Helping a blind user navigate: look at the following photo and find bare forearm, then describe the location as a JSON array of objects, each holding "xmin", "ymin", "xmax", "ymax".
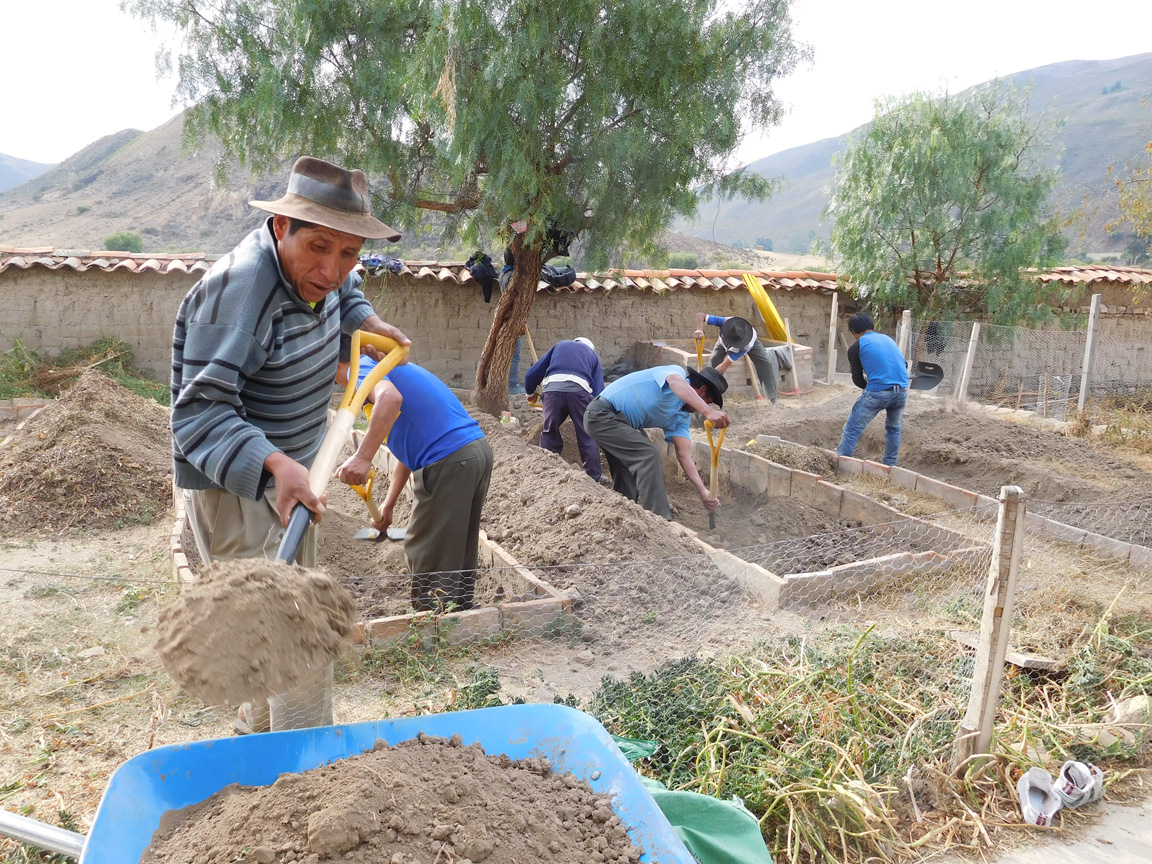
[
  {"xmin": 667, "ymin": 375, "xmax": 710, "ymax": 414},
  {"xmin": 383, "ymin": 462, "xmax": 413, "ymax": 509}
]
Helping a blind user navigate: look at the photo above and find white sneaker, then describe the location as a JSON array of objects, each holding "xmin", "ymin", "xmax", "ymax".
[
  {"xmin": 1053, "ymin": 761, "xmax": 1104, "ymax": 808},
  {"xmin": 1017, "ymin": 767, "xmax": 1062, "ymax": 827}
]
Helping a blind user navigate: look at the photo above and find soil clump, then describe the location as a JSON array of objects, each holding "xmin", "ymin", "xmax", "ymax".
[
  {"xmin": 140, "ymin": 733, "xmax": 643, "ymax": 864},
  {"xmin": 156, "ymin": 560, "xmax": 357, "ymax": 705},
  {"xmin": 0, "ymin": 370, "xmax": 172, "ymax": 536}
]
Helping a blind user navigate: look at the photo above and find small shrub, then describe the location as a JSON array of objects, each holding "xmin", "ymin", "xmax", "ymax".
[
  {"xmin": 667, "ymin": 252, "xmax": 698, "ymax": 270},
  {"xmin": 76, "ymin": 205, "xmax": 90, "ymax": 215},
  {"xmin": 102, "ymin": 231, "xmax": 143, "ymax": 253}
]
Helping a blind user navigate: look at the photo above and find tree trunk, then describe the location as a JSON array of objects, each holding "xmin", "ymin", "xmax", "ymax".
[{"xmin": 475, "ymin": 237, "xmax": 542, "ymax": 416}]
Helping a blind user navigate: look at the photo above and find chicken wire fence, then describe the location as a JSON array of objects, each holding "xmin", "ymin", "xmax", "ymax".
[{"xmin": 902, "ymin": 316, "xmax": 1152, "ymax": 422}]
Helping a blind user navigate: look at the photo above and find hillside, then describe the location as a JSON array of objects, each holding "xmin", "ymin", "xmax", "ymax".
[
  {"xmin": 676, "ymin": 52, "xmax": 1152, "ymax": 255},
  {"xmin": 0, "ymin": 153, "xmax": 54, "ymax": 194}
]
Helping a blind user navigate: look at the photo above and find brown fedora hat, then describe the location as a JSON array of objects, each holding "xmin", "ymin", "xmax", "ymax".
[{"xmin": 250, "ymin": 156, "xmax": 401, "ymax": 241}]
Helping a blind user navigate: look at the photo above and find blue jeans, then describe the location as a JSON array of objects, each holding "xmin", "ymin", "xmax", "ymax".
[
  {"xmin": 508, "ymin": 336, "xmax": 524, "ymax": 394},
  {"xmin": 837, "ymin": 387, "xmax": 908, "ymax": 466}
]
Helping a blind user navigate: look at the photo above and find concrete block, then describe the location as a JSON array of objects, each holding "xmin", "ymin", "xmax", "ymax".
[
  {"xmin": 791, "ymin": 477, "xmax": 844, "ymax": 517},
  {"xmin": 367, "ymin": 613, "xmax": 423, "ymax": 643},
  {"xmin": 1128, "ymin": 544, "xmax": 1152, "ymax": 572},
  {"xmin": 840, "ymin": 489, "xmax": 885, "ymax": 525},
  {"xmin": 779, "ymin": 570, "xmax": 835, "ymax": 608},
  {"xmin": 443, "ymin": 607, "xmax": 503, "ymax": 645},
  {"xmin": 500, "ymin": 597, "xmax": 572, "ymax": 636},
  {"xmin": 1080, "ymin": 531, "xmax": 1133, "ymax": 564},
  {"xmin": 696, "ymin": 541, "xmax": 784, "ymax": 608},
  {"xmin": 765, "ymin": 461, "xmax": 792, "ymax": 497},
  {"xmin": 889, "ymin": 466, "xmax": 918, "ymax": 489},
  {"xmin": 914, "ymin": 475, "xmax": 979, "ymax": 510},
  {"xmin": 862, "ymin": 460, "xmax": 891, "ymax": 479},
  {"xmin": 835, "ymin": 455, "xmax": 864, "ymax": 475},
  {"xmin": 1028, "ymin": 515, "xmax": 1086, "ymax": 546}
]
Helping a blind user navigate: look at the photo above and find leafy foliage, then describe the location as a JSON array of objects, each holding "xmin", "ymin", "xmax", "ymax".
[
  {"xmin": 827, "ymin": 85, "xmax": 1068, "ymax": 322},
  {"xmin": 102, "ymin": 231, "xmax": 143, "ymax": 253},
  {"xmin": 1107, "ymin": 135, "xmax": 1152, "ymax": 260},
  {"xmin": 127, "ymin": 0, "xmax": 809, "ymax": 411}
]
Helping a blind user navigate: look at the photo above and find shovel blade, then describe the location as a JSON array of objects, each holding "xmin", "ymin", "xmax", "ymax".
[
  {"xmin": 354, "ymin": 526, "xmax": 383, "ymax": 542},
  {"xmin": 385, "ymin": 526, "xmax": 406, "ymax": 542}
]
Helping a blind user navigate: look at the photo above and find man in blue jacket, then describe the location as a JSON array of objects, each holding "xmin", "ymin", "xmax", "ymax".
[
  {"xmin": 524, "ymin": 337, "xmax": 605, "ymax": 481},
  {"xmin": 336, "ymin": 350, "xmax": 492, "ymax": 613},
  {"xmin": 694, "ymin": 313, "xmax": 792, "ymax": 403},
  {"xmin": 837, "ymin": 313, "xmax": 910, "ymax": 466}
]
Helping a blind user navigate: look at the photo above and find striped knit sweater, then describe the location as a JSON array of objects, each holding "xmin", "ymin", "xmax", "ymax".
[{"xmin": 171, "ymin": 219, "xmax": 374, "ymax": 499}]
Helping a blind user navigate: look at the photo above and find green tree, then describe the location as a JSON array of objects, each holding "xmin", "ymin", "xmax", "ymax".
[
  {"xmin": 129, "ymin": 0, "xmax": 808, "ymax": 413},
  {"xmin": 827, "ymin": 85, "xmax": 1067, "ymax": 321},
  {"xmin": 102, "ymin": 231, "xmax": 144, "ymax": 253},
  {"xmin": 1108, "ymin": 139, "xmax": 1152, "ymax": 262}
]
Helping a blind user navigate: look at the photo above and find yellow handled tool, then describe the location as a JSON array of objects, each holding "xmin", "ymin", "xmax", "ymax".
[
  {"xmin": 695, "ymin": 335, "xmax": 705, "ymax": 370},
  {"xmin": 742, "ymin": 273, "xmax": 787, "ymax": 342},
  {"xmin": 276, "ymin": 330, "xmax": 408, "ymax": 560},
  {"xmin": 350, "ymin": 469, "xmax": 382, "ymax": 521},
  {"xmin": 704, "ymin": 419, "xmax": 726, "ymax": 530}
]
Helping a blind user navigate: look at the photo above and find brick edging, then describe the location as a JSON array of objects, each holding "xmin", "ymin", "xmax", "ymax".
[{"xmin": 170, "ymin": 483, "xmax": 195, "ymax": 584}]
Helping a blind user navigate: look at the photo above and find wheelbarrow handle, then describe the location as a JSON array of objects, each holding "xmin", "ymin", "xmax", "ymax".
[{"xmin": 0, "ymin": 808, "xmax": 86, "ymax": 859}]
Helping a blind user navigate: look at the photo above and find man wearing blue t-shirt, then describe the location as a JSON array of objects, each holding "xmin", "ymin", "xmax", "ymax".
[
  {"xmin": 836, "ymin": 313, "xmax": 910, "ymax": 467},
  {"xmin": 584, "ymin": 365, "xmax": 729, "ymax": 520},
  {"xmin": 694, "ymin": 313, "xmax": 792, "ymax": 403},
  {"xmin": 336, "ymin": 348, "xmax": 492, "ymax": 612}
]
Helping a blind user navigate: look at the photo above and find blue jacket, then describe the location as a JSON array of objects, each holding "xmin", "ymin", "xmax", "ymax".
[{"xmin": 524, "ymin": 340, "xmax": 605, "ymax": 395}]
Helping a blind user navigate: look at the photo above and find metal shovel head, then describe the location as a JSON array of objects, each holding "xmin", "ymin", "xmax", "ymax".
[
  {"xmin": 353, "ymin": 525, "xmax": 407, "ymax": 542},
  {"xmin": 909, "ymin": 361, "xmax": 944, "ymax": 391}
]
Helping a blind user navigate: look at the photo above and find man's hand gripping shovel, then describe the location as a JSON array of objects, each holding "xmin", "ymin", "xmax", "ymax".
[
  {"xmin": 704, "ymin": 419, "xmax": 725, "ymax": 530},
  {"xmin": 348, "ymin": 469, "xmax": 405, "ymax": 542}
]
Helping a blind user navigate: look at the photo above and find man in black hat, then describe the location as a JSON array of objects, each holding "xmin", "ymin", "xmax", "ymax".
[
  {"xmin": 694, "ymin": 313, "xmax": 792, "ymax": 403},
  {"xmin": 584, "ymin": 364, "xmax": 730, "ymax": 519},
  {"xmin": 171, "ymin": 156, "xmax": 410, "ymax": 732}
]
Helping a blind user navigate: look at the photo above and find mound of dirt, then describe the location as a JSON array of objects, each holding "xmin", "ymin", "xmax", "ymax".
[
  {"xmin": 475, "ymin": 414, "xmax": 702, "ymax": 567},
  {"xmin": 140, "ymin": 733, "xmax": 643, "ymax": 864},
  {"xmin": 156, "ymin": 560, "xmax": 357, "ymax": 705},
  {"xmin": 0, "ymin": 370, "xmax": 172, "ymax": 536}
]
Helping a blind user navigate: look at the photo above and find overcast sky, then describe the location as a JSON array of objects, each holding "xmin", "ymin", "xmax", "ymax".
[{"xmin": 3, "ymin": 0, "xmax": 1150, "ymax": 166}]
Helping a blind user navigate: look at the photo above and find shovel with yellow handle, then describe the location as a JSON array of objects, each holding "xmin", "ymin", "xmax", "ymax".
[
  {"xmin": 279, "ymin": 329, "xmax": 408, "ymax": 554},
  {"xmin": 695, "ymin": 335, "xmax": 705, "ymax": 371},
  {"xmin": 704, "ymin": 419, "xmax": 726, "ymax": 530}
]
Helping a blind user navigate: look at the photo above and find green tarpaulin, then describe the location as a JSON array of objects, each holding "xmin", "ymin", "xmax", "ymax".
[{"xmin": 612, "ymin": 736, "xmax": 773, "ymax": 864}]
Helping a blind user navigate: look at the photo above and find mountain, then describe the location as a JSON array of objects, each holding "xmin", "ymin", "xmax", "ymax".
[
  {"xmin": 0, "ymin": 153, "xmax": 54, "ymax": 194},
  {"xmin": 676, "ymin": 52, "xmax": 1152, "ymax": 255},
  {"xmin": 0, "ymin": 115, "xmax": 282, "ymax": 254}
]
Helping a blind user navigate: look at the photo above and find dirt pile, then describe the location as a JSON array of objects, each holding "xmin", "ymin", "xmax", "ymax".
[
  {"xmin": 0, "ymin": 370, "xmax": 172, "ymax": 536},
  {"xmin": 140, "ymin": 733, "xmax": 643, "ymax": 864},
  {"xmin": 476, "ymin": 414, "xmax": 702, "ymax": 567},
  {"xmin": 156, "ymin": 560, "xmax": 357, "ymax": 705}
]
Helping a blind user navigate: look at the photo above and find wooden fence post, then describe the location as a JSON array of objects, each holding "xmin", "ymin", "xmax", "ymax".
[
  {"xmin": 826, "ymin": 293, "xmax": 839, "ymax": 384},
  {"xmin": 1077, "ymin": 293, "xmax": 1102, "ymax": 414},
  {"xmin": 952, "ymin": 485, "xmax": 1026, "ymax": 774},
  {"xmin": 955, "ymin": 322, "xmax": 982, "ymax": 409}
]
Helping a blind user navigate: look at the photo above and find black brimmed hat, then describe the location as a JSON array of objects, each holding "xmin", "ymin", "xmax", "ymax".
[
  {"xmin": 250, "ymin": 156, "xmax": 401, "ymax": 241},
  {"xmin": 719, "ymin": 316, "xmax": 756, "ymax": 353},
  {"xmin": 686, "ymin": 366, "xmax": 727, "ymax": 408}
]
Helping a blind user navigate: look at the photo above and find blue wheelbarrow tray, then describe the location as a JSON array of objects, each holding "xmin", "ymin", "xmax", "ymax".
[{"xmin": 82, "ymin": 703, "xmax": 694, "ymax": 863}]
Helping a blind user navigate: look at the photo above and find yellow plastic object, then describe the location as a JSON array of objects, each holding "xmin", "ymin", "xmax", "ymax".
[
  {"xmin": 742, "ymin": 273, "xmax": 787, "ymax": 342},
  {"xmin": 341, "ymin": 331, "xmax": 408, "ymax": 415},
  {"xmin": 694, "ymin": 335, "xmax": 705, "ymax": 370},
  {"xmin": 704, "ymin": 420, "xmax": 727, "ymax": 473},
  {"xmin": 349, "ymin": 469, "xmax": 382, "ymax": 522}
]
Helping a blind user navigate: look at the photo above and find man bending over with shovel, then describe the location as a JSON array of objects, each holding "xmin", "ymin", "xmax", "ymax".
[
  {"xmin": 694, "ymin": 313, "xmax": 792, "ymax": 404},
  {"xmin": 584, "ymin": 365, "xmax": 729, "ymax": 520},
  {"xmin": 335, "ymin": 342, "xmax": 493, "ymax": 613},
  {"xmin": 523, "ymin": 337, "xmax": 605, "ymax": 482}
]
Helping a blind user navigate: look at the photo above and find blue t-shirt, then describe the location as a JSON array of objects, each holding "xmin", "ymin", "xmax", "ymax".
[
  {"xmin": 705, "ymin": 314, "xmax": 757, "ymax": 361},
  {"xmin": 356, "ymin": 357, "xmax": 484, "ymax": 470},
  {"xmin": 857, "ymin": 331, "xmax": 910, "ymax": 390},
  {"xmin": 599, "ymin": 365, "xmax": 691, "ymax": 443}
]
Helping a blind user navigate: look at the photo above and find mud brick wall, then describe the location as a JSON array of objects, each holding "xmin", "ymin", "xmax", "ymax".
[
  {"xmin": 364, "ymin": 274, "xmax": 834, "ymax": 384},
  {"xmin": 0, "ymin": 266, "xmax": 833, "ymax": 383}
]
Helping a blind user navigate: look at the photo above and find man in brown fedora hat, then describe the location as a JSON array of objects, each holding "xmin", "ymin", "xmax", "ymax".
[{"xmin": 171, "ymin": 156, "xmax": 410, "ymax": 733}]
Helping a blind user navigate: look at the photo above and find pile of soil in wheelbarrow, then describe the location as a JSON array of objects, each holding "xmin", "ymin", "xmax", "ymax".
[
  {"xmin": 156, "ymin": 559, "xmax": 357, "ymax": 705},
  {"xmin": 140, "ymin": 733, "xmax": 643, "ymax": 864},
  {"xmin": 0, "ymin": 370, "xmax": 172, "ymax": 536}
]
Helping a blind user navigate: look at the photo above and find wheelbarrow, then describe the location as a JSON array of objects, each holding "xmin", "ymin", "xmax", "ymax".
[{"xmin": 0, "ymin": 704, "xmax": 694, "ymax": 863}]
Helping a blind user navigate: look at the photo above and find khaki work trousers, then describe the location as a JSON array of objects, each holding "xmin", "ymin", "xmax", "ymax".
[{"xmin": 184, "ymin": 486, "xmax": 332, "ymax": 732}]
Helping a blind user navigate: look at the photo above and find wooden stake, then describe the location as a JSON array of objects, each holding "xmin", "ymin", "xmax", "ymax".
[
  {"xmin": 951, "ymin": 486, "xmax": 1026, "ymax": 773},
  {"xmin": 1016, "ymin": 381, "xmax": 1024, "ymax": 410},
  {"xmin": 746, "ymin": 353, "xmax": 763, "ymax": 398},
  {"xmin": 783, "ymin": 318, "xmax": 800, "ymax": 394},
  {"xmin": 523, "ymin": 325, "xmax": 539, "ymax": 363},
  {"xmin": 826, "ymin": 293, "xmax": 839, "ymax": 384}
]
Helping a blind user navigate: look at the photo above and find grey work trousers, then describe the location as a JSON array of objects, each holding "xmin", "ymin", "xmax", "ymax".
[
  {"xmin": 183, "ymin": 486, "xmax": 332, "ymax": 732},
  {"xmin": 710, "ymin": 339, "xmax": 791, "ymax": 401},
  {"xmin": 406, "ymin": 437, "xmax": 494, "ymax": 612},
  {"xmin": 583, "ymin": 397, "xmax": 672, "ymax": 519}
]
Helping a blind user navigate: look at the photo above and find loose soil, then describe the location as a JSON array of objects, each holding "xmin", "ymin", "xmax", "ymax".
[
  {"xmin": 0, "ymin": 371, "xmax": 172, "ymax": 537},
  {"xmin": 156, "ymin": 560, "xmax": 357, "ymax": 705},
  {"xmin": 140, "ymin": 733, "xmax": 642, "ymax": 864}
]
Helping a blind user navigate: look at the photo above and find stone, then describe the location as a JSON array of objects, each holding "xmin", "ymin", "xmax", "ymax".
[{"xmin": 77, "ymin": 646, "xmax": 106, "ymax": 659}]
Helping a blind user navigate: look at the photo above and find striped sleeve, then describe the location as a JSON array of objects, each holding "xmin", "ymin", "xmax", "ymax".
[{"xmin": 171, "ymin": 297, "xmax": 279, "ymax": 500}]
